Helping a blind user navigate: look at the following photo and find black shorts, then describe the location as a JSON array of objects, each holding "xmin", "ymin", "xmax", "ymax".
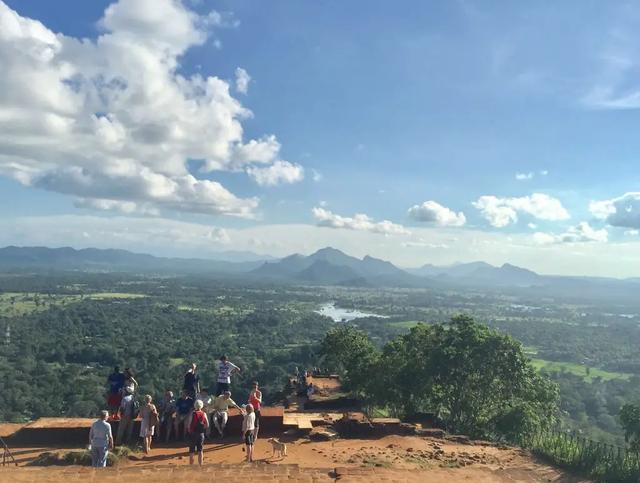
[
  {"xmin": 189, "ymin": 433, "xmax": 204, "ymax": 453},
  {"xmin": 254, "ymin": 409, "xmax": 261, "ymax": 427},
  {"xmin": 216, "ymin": 382, "xmax": 230, "ymax": 396},
  {"xmin": 244, "ymin": 430, "xmax": 254, "ymax": 445}
]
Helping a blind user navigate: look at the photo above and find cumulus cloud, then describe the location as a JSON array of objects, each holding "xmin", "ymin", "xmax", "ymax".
[
  {"xmin": 0, "ymin": 0, "xmax": 297, "ymax": 218},
  {"xmin": 534, "ymin": 222, "xmax": 608, "ymax": 245},
  {"xmin": 407, "ymin": 201, "xmax": 466, "ymax": 227},
  {"xmin": 589, "ymin": 192, "xmax": 640, "ymax": 228},
  {"xmin": 473, "ymin": 193, "xmax": 570, "ymax": 227},
  {"xmin": 312, "ymin": 207, "xmax": 410, "ymax": 235},
  {"xmin": 247, "ymin": 160, "xmax": 304, "ymax": 186},
  {"xmin": 234, "ymin": 67, "xmax": 251, "ymax": 94}
]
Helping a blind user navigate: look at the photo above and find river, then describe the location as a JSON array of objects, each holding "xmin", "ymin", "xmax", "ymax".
[{"xmin": 314, "ymin": 303, "xmax": 389, "ymax": 322}]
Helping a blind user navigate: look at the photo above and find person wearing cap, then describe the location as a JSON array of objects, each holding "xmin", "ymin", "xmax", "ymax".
[
  {"xmin": 89, "ymin": 410, "xmax": 113, "ymax": 468},
  {"xmin": 211, "ymin": 390, "xmax": 239, "ymax": 438},
  {"xmin": 188, "ymin": 399, "xmax": 209, "ymax": 466}
]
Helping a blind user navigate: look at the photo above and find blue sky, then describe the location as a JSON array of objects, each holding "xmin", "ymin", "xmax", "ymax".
[{"xmin": 2, "ymin": 0, "xmax": 640, "ymax": 276}]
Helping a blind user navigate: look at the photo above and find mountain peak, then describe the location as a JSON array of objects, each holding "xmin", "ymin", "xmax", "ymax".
[{"xmin": 311, "ymin": 247, "xmax": 347, "ymax": 257}]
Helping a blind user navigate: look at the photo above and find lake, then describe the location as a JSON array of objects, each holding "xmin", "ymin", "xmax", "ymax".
[{"xmin": 314, "ymin": 303, "xmax": 389, "ymax": 322}]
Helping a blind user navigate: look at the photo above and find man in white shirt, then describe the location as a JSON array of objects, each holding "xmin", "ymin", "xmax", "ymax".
[
  {"xmin": 215, "ymin": 355, "xmax": 241, "ymax": 396},
  {"xmin": 89, "ymin": 411, "xmax": 114, "ymax": 467}
]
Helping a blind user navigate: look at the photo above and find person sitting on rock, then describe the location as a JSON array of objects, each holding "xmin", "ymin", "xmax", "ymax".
[
  {"xmin": 174, "ymin": 390, "xmax": 194, "ymax": 439},
  {"xmin": 212, "ymin": 390, "xmax": 239, "ymax": 438}
]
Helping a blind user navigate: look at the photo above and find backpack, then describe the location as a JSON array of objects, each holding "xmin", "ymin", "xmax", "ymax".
[
  {"xmin": 131, "ymin": 399, "xmax": 140, "ymax": 419},
  {"xmin": 148, "ymin": 406, "xmax": 159, "ymax": 426},
  {"xmin": 193, "ymin": 411, "xmax": 205, "ymax": 434}
]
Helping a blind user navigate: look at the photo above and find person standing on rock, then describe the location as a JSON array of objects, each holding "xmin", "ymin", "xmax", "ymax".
[
  {"xmin": 139, "ymin": 394, "xmax": 159, "ymax": 455},
  {"xmin": 89, "ymin": 410, "xmax": 114, "ymax": 468},
  {"xmin": 248, "ymin": 381, "xmax": 263, "ymax": 439},
  {"xmin": 106, "ymin": 366, "xmax": 125, "ymax": 416},
  {"xmin": 188, "ymin": 399, "xmax": 209, "ymax": 466},
  {"xmin": 122, "ymin": 368, "xmax": 138, "ymax": 396},
  {"xmin": 215, "ymin": 355, "xmax": 241, "ymax": 396},
  {"xmin": 183, "ymin": 363, "xmax": 200, "ymax": 399}
]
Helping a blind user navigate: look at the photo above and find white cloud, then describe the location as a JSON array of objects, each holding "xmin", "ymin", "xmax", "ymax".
[
  {"xmin": 401, "ymin": 240, "xmax": 449, "ymax": 249},
  {"xmin": 539, "ymin": 170, "xmax": 549, "ymax": 176},
  {"xmin": 234, "ymin": 67, "xmax": 251, "ymax": 94},
  {"xmin": 625, "ymin": 229, "xmax": 640, "ymax": 236},
  {"xmin": 534, "ymin": 222, "xmax": 608, "ymax": 245},
  {"xmin": 311, "ymin": 169, "xmax": 323, "ymax": 182},
  {"xmin": 247, "ymin": 160, "xmax": 304, "ymax": 186},
  {"xmin": 74, "ymin": 198, "xmax": 159, "ymax": 216},
  {"xmin": 527, "ymin": 223, "xmax": 538, "ymax": 229},
  {"xmin": 515, "ymin": 172, "xmax": 534, "ymax": 180},
  {"xmin": 590, "ymin": 192, "xmax": 640, "ymax": 228},
  {"xmin": 407, "ymin": 201, "xmax": 466, "ymax": 227},
  {"xmin": 312, "ymin": 207, "xmax": 410, "ymax": 235},
  {"xmin": 0, "ymin": 0, "xmax": 294, "ymax": 218},
  {"xmin": 473, "ymin": 193, "xmax": 570, "ymax": 227}
]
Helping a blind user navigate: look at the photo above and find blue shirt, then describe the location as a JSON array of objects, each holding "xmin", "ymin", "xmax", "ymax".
[{"xmin": 107, "ymin": 372, "xmax": 125, "ymax": 394}]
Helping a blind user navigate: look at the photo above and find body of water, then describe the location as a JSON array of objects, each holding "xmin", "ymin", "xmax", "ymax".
[{"xmin": 314, "ymin": 303, "xmax": 389, "ymax": 322}]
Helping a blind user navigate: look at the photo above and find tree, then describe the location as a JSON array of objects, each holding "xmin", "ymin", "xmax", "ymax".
[
  {"xmin": 365, "ymin": 316, "xmax": 559, "ymax": 438},
  {"xmin": 319, "ymin": 325, "xmax": 377, "ymax": 392},
  {"xmin": 620, "ymin": 403, "xmax": 640, "ymax": 452}
]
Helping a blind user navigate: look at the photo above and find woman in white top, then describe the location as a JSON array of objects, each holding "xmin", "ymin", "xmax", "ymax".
[
  {"xmin": 139, "ymin": 394, "xmax": 158, "ymax": 455},
  {"xmin": 241, "ymin": 403, "xmax": 256, "ymax": 462}
]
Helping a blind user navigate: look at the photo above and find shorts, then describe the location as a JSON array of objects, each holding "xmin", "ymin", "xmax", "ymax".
[
  {"xmin": 189, "ymin": 432, "xmax": 205, "ymax": 453},
  {"xmin": 244, "ymin": 430, "xmax": 254, "ymax": 445},
  {"xmin": 107, "ymin": 393, "xmax": 122, "ymax": 408},
  {"xmin": 254, "ymin": 409, "xmax": 261, "ymax": 427},
  {"xmin": 216, "ymin": 382, "xmax": 230, "ymax": 396}
]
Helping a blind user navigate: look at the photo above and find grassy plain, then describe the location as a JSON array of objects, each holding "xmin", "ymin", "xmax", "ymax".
[
  {"xmin": 0, "ymin": 291, "xmax": 146, "ymax": 316},
  {"xmin": 530, "ymin": 358, "xmax": 631, "ymax": 382}
]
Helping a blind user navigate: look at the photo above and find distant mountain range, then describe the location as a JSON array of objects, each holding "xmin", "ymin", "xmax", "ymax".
[
  {"xmin": 1, "ymin": 245, "xmax": 639, "ymax": 301},
  {"xmin": 0, "ymin": 246, "xmax": 266, "ymax": 274}
]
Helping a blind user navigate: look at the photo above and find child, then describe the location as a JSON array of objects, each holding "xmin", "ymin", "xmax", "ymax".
[{"xmin": 241, "ymin": 403, "xmax": 256, "ymax": 462}]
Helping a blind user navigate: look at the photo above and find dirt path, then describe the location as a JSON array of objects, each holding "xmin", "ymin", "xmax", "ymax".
[{"xmin": 0, "ymin": 434, "xmax": 587, "ymax": 482}]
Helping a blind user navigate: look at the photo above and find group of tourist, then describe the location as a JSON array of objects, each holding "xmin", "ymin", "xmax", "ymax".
[{"xmin": 90, "ymin": 355, "xmax": 261, "ymax": 467}]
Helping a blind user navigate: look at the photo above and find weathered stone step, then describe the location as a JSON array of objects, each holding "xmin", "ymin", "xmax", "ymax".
[{"xmin": 0, "ymin": 462, "xmax": 335, "ymax": 482}]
